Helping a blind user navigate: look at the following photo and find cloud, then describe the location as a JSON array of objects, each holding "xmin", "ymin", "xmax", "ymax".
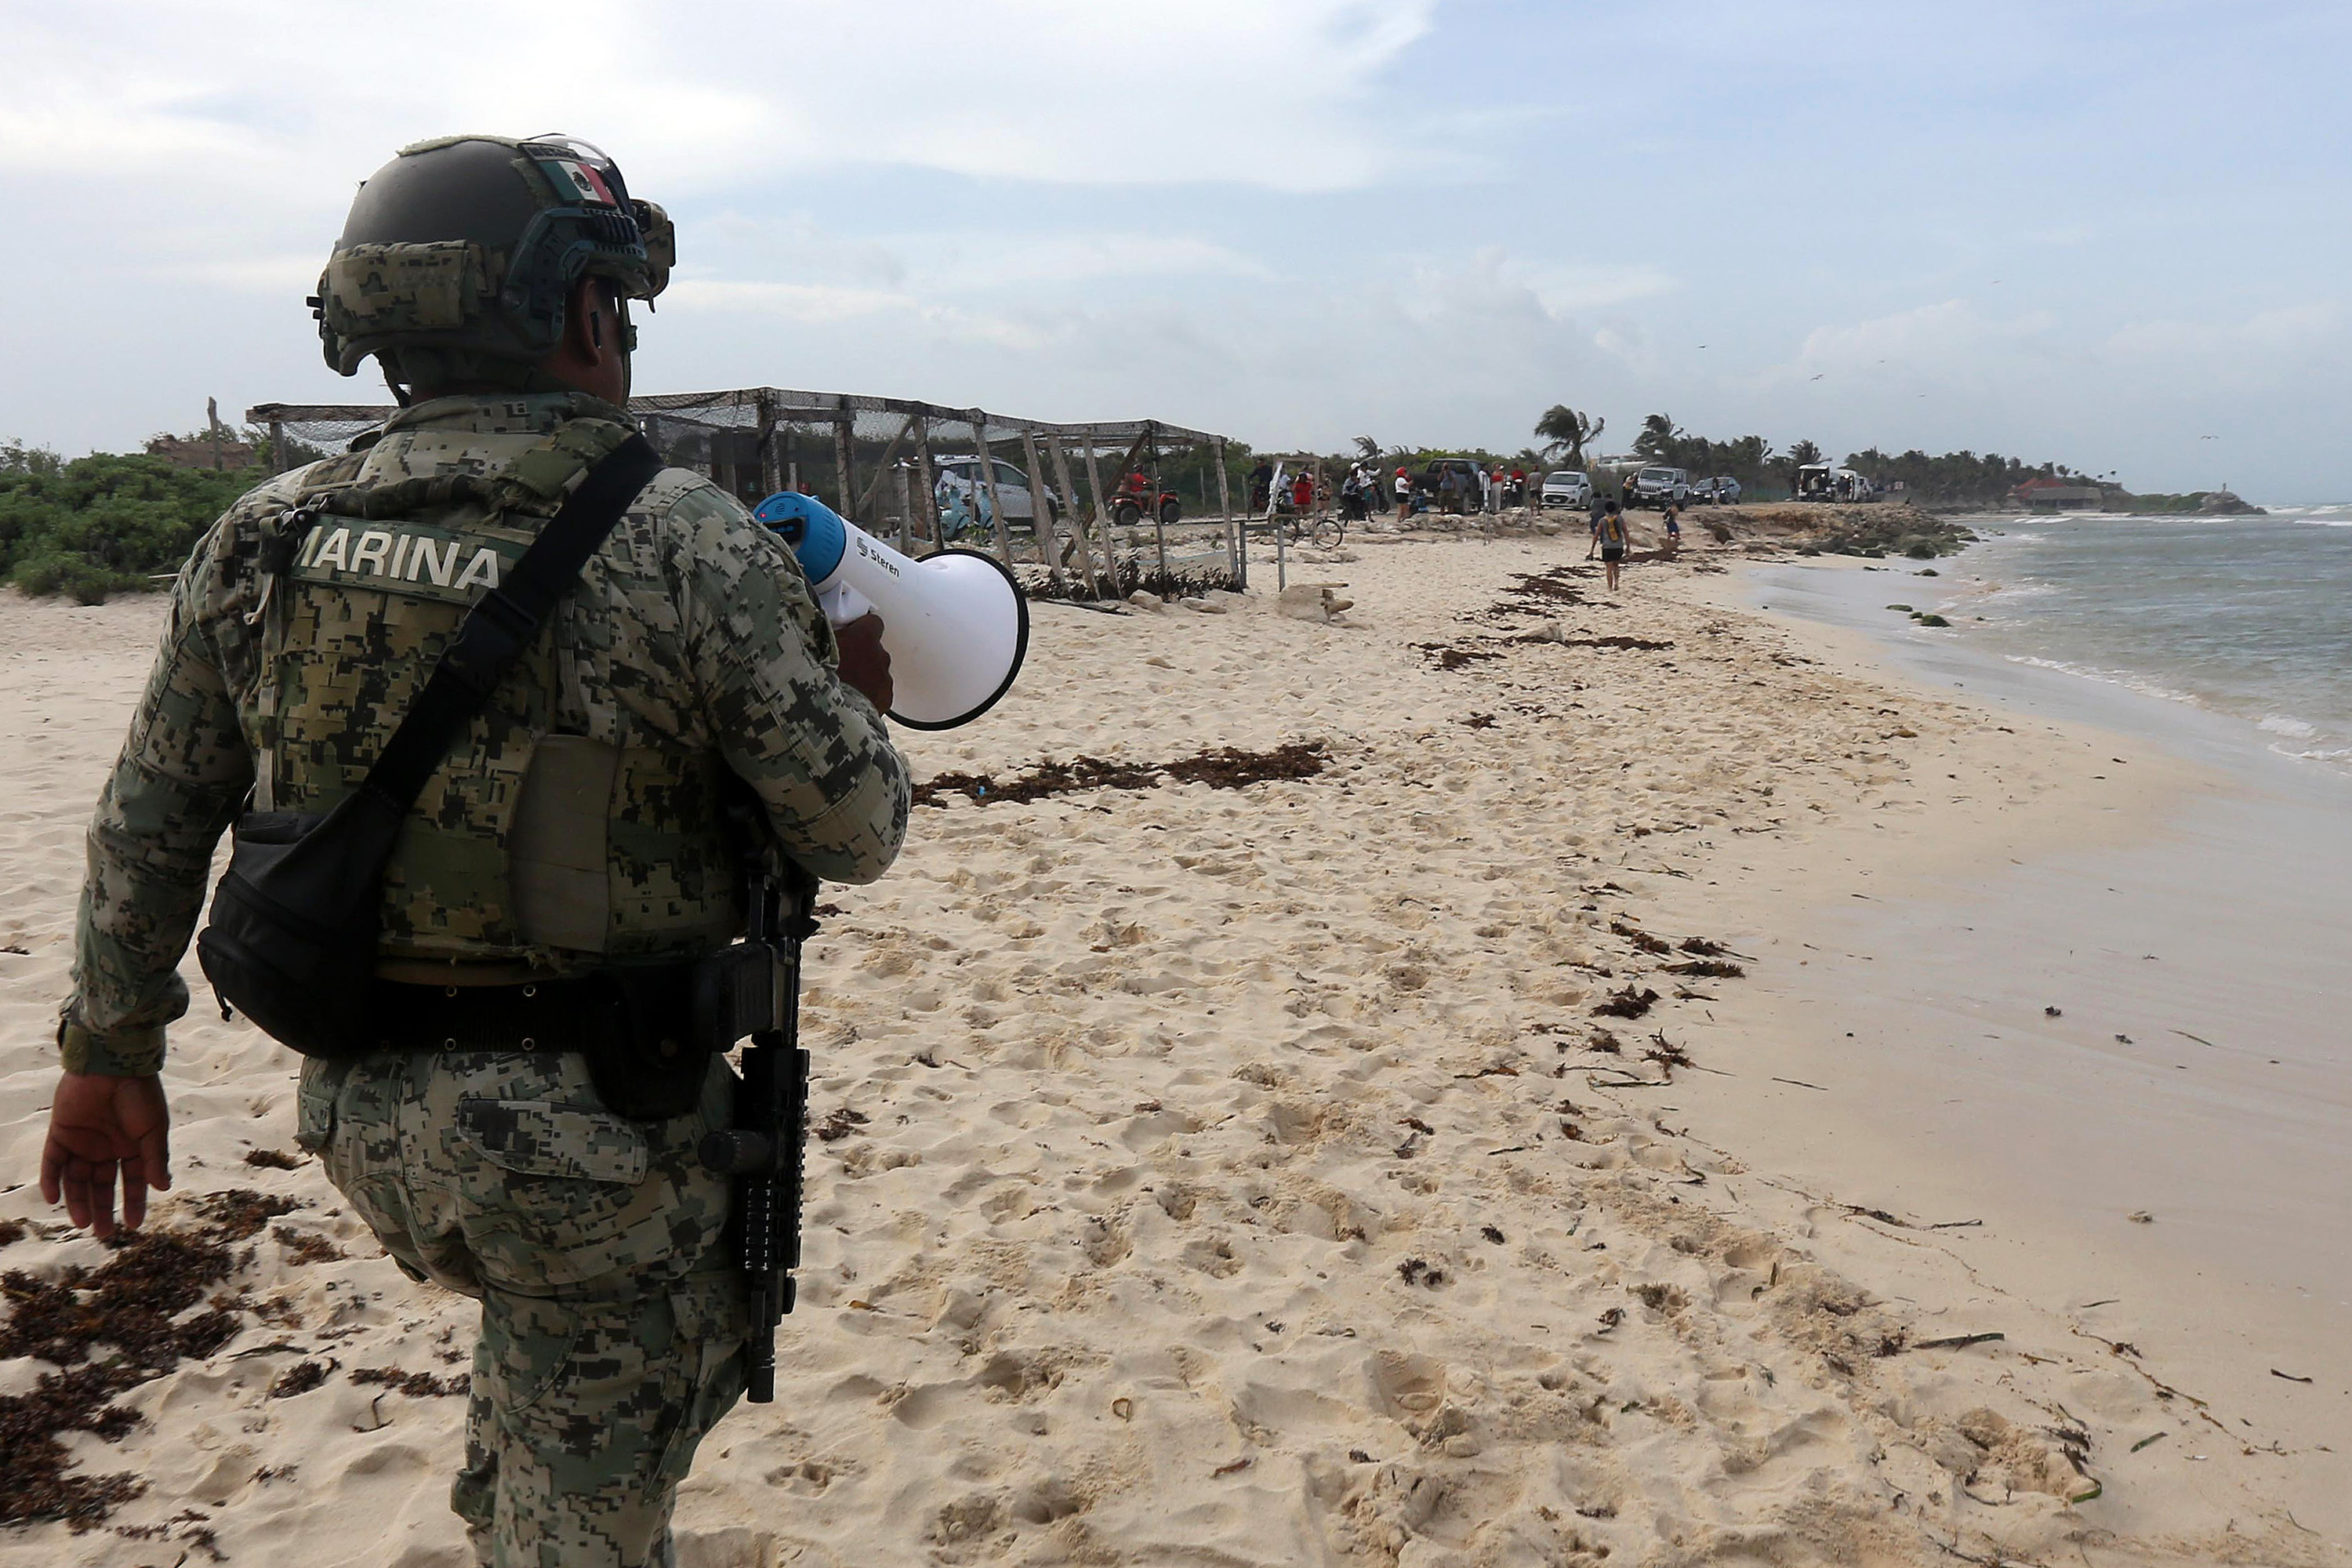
[
  {"xmin": 5, "ymin": 2, "xmax": 2350, "ymax": 498},
  {"xmin": 174, "ymin": 255, "xmax": 329, "ymax": 293},
  {"xmin": 661, "ymin": 278, "xmax": 1047, "ymax": 350},
  {"xmin": 2104, "ymin": 303, "xmax": 2345, "ymax": 376},
  {"xmin": 0, "ymin": 0, "xmax": 1437, "ymax": 197},
  {"xmin": 1523, "ymin": 262, "xmax": 1678, "ymax": 314},
  {"xmin": 904, "ymin": 234, "xmax": 1272, "ymax": 291},
  {"xmin": 1770, "ymin": 299, "xmax": 2061, "ymax": 386}
]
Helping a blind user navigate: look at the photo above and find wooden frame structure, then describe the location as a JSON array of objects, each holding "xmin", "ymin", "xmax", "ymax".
[{"xmin": 250, "ymin": 387, "xmax": 1244, "ymax": 598}]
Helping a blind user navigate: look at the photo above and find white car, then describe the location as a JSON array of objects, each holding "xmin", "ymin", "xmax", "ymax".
[
  {"xmin": 1539, "ymin": 470, "xmax": 1592, "ymax": 509},
  {"xmin": 934, "ymin": 455, "xmax": 1061, "ymax": 524}
]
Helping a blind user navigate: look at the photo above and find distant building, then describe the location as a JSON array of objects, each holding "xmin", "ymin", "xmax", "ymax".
[
  {"xmin": 2013, "ymin": 477, "xmax": 2107, "ymax": 511},
  {"xmin": 146, "ymin": 397, "xmax": 260, "ymax": 471},
  {"xmin": 144, "ymin": 434, "xmax": 257, "ymax": 471}
]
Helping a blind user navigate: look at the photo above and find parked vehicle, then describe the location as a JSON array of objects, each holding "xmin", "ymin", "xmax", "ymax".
[
  {"xmin": 934, "ymin": 455, "xmax": 1061, "ymax": 524},
  {"xmin": 1418, "ymin": 457, "xmax": 1491, "ymax": 511},
  {"xmin": 1539, "ymin": 469, "xmax": 1592, "ymax": 509},
  {"xmin": 1627, "ymin": 466, "xmax": 1690, "ymax": 507},
  {"xmin": 1793, "ymin": 464, "xmax": 1871, "ymax": 502},
  {"xmin": 1708, "ymin": 476, "xmax": 1741, "ymax": 504}
]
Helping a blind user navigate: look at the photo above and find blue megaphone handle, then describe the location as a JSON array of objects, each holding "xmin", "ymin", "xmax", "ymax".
[{"xmin": 752, "ymin": 491, "xmax": 848, "ymax": 583}]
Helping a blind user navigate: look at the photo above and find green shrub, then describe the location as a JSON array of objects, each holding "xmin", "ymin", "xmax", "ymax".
[{"xmin": 0, "ymin": 451, "xmax": 258, "ymax": 601}]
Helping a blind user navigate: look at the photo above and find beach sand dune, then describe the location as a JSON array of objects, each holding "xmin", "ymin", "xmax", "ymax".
[{"xmin": 0, "ymin": 543, "xmax": 2336, "ymax": 1567}]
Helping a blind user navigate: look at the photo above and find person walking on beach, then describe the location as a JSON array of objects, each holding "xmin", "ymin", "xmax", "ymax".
[
  {"xmin": 1596, "ymin": 498, "xmax": 1630, "ymax": 591},
  {"xmin": 1662, "ymin": 499, "xmax": 1682, "ymax": 553},
  {"xmin": 1394, "ymin": 465, "xmax": 1413, "ymax": 522},
  {"xmin": 38, "ymin": 132, "xmax": 909, "ymax": 1567},
  {"xmin": 1291, "ymin": 467, "xmax": 1315, "ymax": 517}
]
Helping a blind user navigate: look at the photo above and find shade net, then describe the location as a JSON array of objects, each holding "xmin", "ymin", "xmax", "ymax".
[{"xmin": 252, "ymin": 387, "xmax": 1244, "ymax": 600}]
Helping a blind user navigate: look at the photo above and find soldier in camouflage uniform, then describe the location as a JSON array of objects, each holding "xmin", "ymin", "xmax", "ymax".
[{"xmin": 40, "ymin": 134, "xmax": 910, "ymax": 1566}]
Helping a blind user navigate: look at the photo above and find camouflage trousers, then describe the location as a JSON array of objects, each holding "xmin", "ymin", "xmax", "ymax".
[{"xmin": 296, "ymin": 1047, "xmax": 750, "ymax": 1568}]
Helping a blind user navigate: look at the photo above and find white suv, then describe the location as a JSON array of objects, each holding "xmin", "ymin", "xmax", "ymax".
[{"xmin": 1627, "ymin": 466, "xmax": 1690, "ymax": 507}]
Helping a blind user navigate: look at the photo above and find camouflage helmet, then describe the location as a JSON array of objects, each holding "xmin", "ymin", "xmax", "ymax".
[{"xmin": 313, "ymin": 133, "xmax": 674, "ymax": 391}]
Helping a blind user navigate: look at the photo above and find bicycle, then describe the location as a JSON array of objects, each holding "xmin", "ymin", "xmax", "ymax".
[{"xmin": 1272, "ymin": 505, "xmax": 1345, "ymax": 551}]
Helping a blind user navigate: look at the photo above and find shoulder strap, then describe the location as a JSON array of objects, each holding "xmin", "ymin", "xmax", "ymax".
[{"xmin": 361, "ymin": 434, "xmax": 663, "ymax": 811}]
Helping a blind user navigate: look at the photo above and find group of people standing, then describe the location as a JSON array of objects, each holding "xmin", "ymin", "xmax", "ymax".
[
  {"xmin": 1247, "ymin": 456, "xmax": 1537, "ymax": 525},
  {"xmin": 1393, "ymin": 462, "xmax": 1530, "ymax": 518}
]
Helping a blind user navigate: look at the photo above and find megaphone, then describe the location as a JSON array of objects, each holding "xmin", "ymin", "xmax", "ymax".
[{"xmin": 752, "ymin": 492, "xmax": 1029, "ymax": 731}]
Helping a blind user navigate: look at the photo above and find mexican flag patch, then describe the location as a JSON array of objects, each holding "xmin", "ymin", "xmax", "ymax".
[{"xmin": 537, "ymin": 158, "xmax": 618, "ymax": 207}]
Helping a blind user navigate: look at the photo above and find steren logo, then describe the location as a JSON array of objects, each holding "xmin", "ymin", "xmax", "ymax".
[{"xmin": 299, "ymin": 525, "xmax": 503, "ymax": 591}]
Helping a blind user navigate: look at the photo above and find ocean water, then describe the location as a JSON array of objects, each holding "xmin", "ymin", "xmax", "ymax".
[{"xmin": 1933, "ymin": 506, "xmax": 2352, "ymax": 772}]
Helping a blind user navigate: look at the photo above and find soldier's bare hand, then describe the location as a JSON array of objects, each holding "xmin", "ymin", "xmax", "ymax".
[
  {"xmin": 834, "ymin": 613, "xmax": 894, "ymax": 716},
  {"xmin": 40, "ymin": 1072, "xmax": 172, "ymax": 1240}
]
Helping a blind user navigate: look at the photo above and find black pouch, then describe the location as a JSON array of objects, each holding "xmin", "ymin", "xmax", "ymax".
[
  {"xmin": 194, "ymin": 436, "xmax": 664, "ymax": 1061},
  {"xmin": 580, "ymin": 963, "xmax": 709, "ymax": 1121},
  {"xmin": 197, "ymin": 793, "xmax": 405, "ymax": 1058}
]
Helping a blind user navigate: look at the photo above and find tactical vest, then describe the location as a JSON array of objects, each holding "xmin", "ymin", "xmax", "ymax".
[{"xmin": 248, "ymin": 408, "xmax": 740, "ymax": 968}]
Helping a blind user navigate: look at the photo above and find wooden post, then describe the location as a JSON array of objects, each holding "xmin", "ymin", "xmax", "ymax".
[
  {"xmin": 1146, "ymin": 425, "xmax": 1170, "ymax": 592},
  {"xmin": 971, "ymin": 412, "xmax": 1016, "ymax": 568},
  {"xmin": 1019, "ymin": 428, "xmax": 1062, "ymax": 588},
  {"xmin": 855, "ymin": 415, "xmax": 916, "ymax": 521},
  {"xmin": 756, "ymin": 390, "xmax": 781, "ymax": 498},
  {"xmin": 1079, "ymin": 436, "xmax": 1118, "ymax": 597},
  {"xmin": 912, "ymin": 416, "xmax": 935, "ymax": 546},
  {"xmin": 833, "ymin": 400, "xmax": 856, "ymax": 517},
  {"xmin": 270, "ymin": 418, "xmax": 289, "ymax": 474},
  {"xmin": 1049, "ymin": 434, "xmax": 1105, "ymax": 599},
  {"xmin": 1276, "ymin": 456, "xmax": 1288, "ymax": 593},
  {"xmin": 1213, "ymin": 437, "xmax": 1239, "ymax": 590}
]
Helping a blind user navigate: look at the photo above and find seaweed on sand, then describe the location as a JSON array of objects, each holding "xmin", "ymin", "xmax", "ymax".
[
  {"xmin": 1592, "ymin": 985, "xmax": 1661, "ymax": 1020},
  {"xmin": 913, "ymin": 742, "xmax": 1327, "ymax": 808},
  {"xmin": 0, "ymin": 1191, "xmax": 301, "ymax": 1526}
]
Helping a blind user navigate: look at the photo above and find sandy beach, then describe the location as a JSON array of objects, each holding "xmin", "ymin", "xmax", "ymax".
[{"xmin": 0, "ymin": 522, "xmax": 2343, "ymax": 1567}]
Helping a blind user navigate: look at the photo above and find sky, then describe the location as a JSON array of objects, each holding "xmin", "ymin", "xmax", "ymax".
[{"xmin": 3, "ymin": 0, "xmax": 2348, "ymax": 498}]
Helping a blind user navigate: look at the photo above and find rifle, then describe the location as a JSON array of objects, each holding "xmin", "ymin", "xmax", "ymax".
[{"xmin": 695, "ymin": 826, "xmax": 819, "ymax": 1404}]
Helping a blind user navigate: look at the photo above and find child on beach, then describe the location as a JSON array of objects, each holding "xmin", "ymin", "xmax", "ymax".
[
  {"xmin": 1662, "ymin": 500, "xmax": 1682, "ymax": 552},
  {"xmin": 1596, "ymin": 499, "xmax": 1628, "ymax": 591}
]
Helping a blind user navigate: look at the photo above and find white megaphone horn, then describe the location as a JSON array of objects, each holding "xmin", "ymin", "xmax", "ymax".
[{"xmin": 752, "ymin": 491, "xmax": 1029, "ymax": 731}]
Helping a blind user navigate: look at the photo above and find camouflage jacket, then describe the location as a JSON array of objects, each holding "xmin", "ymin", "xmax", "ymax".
[{"xmin": 63, "ymin": 392, "xmax": 909, "ymax": 1075}]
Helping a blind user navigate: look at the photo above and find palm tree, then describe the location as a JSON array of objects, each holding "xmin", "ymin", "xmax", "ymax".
[
  {"xmin": 1352, "ymin": 435, "xmax": 1381, "ymax": 460},
  {"xmin": 1533, "ymin": 405, "xmax": 1605, "ymax": 468},
  {"xmin": 1632, "ymin": 412, "xmax": 1679, "ymax": 463}
]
